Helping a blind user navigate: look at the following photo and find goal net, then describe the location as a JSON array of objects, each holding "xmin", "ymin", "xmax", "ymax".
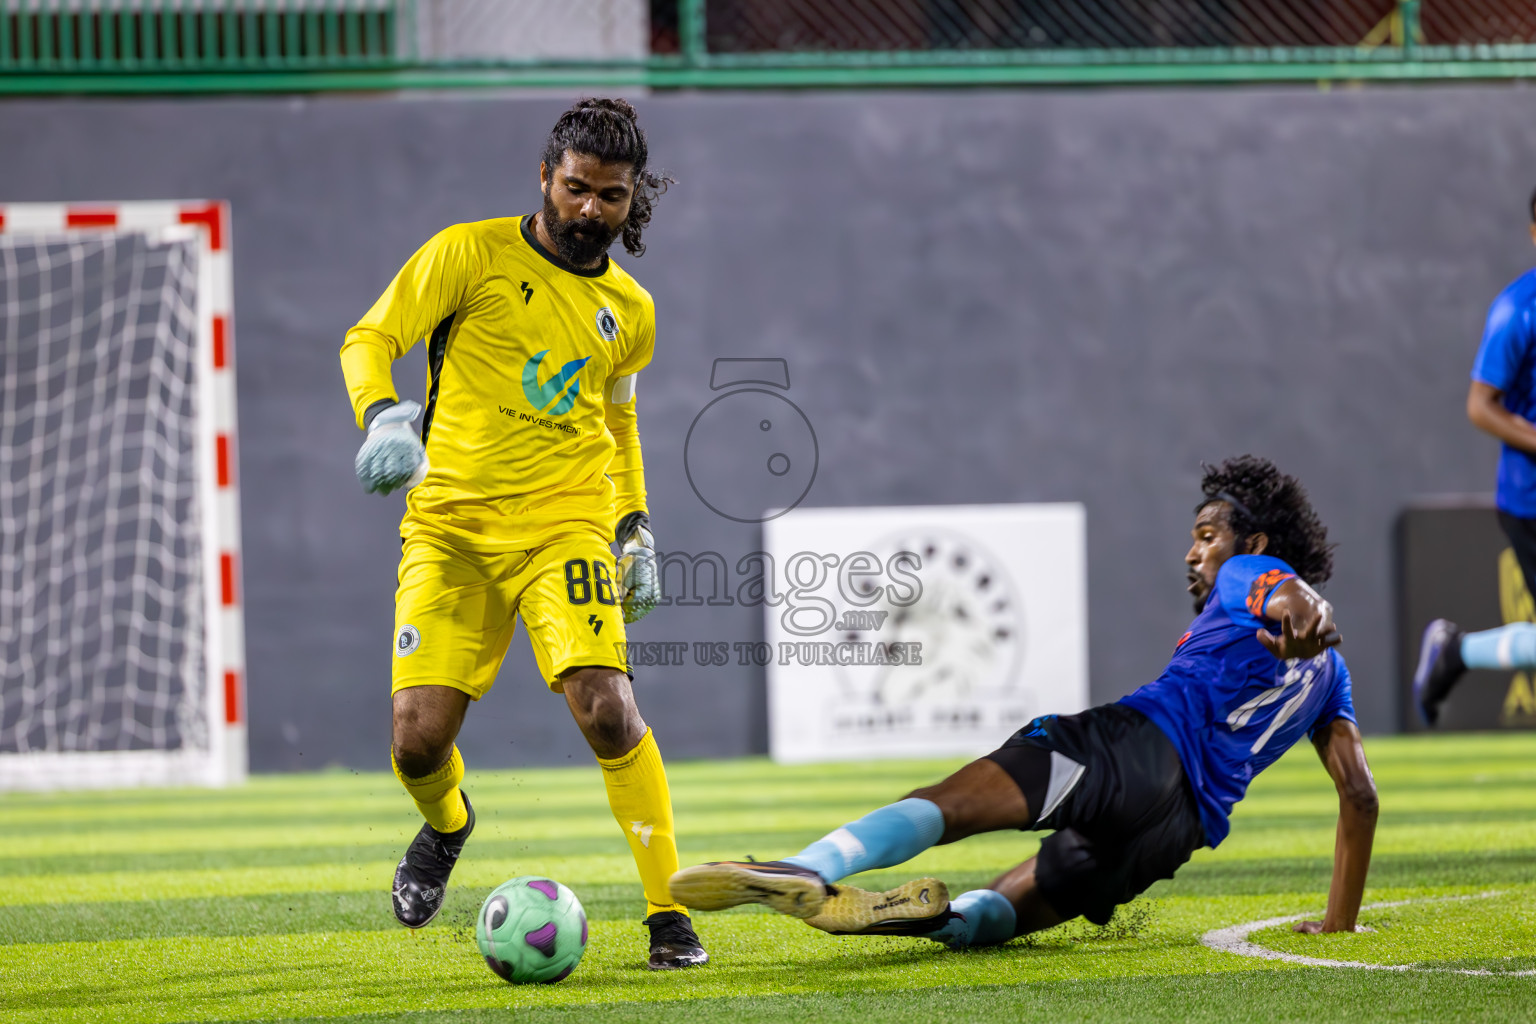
[{"xmin": 0, "ymin": 203, "xmax": 245, "ymax": 790}]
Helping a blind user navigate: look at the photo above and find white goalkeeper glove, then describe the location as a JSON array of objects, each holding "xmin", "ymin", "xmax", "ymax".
[
  {"xmin": 355, "ymin": 400, "xmax": 429, "ymax": 495},
  {"xmin": 615, "ymin": 511, "xmax": 659, "ymax": 624}
]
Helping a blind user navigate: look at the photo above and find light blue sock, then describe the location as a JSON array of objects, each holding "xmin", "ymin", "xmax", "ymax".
[
  {"xmin": 926, "ymin": 889, "xmax": 1018, "ymax": 948},
  {"xmin": 1461, "ymin": 623, "xmax": 1536, "ymax": 670},
  {"xmin": 783, "ymin": 797, "xmax": 945, "ymax": 882}
]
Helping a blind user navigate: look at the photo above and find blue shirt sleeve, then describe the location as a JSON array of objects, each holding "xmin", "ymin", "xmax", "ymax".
[
  {"xmin": 1471, "ymin": 285, "xmax": 1529, "ymax": 392},
  {"xmin": 1307, "ymin": 651, "xmax": 1357, "ymax": 738},
  {"xmin": 1214, "ymin": 554, "xmax": 1297, "ymax": 630}
]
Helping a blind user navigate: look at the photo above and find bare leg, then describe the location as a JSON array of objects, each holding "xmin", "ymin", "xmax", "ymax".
[
  {"xmin": 895, "ymin": 760, "xmax": 1066, "ymax": 946},
  {"xmin": 907, "ymin": 757, "xmax": 1034, "ymax": 842},
  {"xmin": 561, "ymin": 666, "xmax": 647, "ymax": 758},
  {"xmin": 391, "ymin": 684, "xmax": 470, "ymax": 777},
  {"xmin": 988, "ymin": 856, "xmax": 1066, "ymax": 936},
  {"xmin": 388, "ymin": 683, "xmax": 475, "ymax": 928},
  {"xmin": 760, "ymin": 756, "xmax": 1037, "ymax": 887}
]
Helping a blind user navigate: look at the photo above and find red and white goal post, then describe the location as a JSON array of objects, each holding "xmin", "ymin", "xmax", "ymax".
[{"xmin": 0, "ymin": 201, "xmax": 247, "ymax": 790}]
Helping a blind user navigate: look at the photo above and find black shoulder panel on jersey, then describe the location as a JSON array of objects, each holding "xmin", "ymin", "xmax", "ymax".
[{"xmin": 420, "ymin": 314, "xmax": 455, "ymax": 448}]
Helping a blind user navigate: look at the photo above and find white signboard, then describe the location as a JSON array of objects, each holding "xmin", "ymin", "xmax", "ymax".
[{"xmin": 765, "ymin": 503, "xmax": 1088, "ymax": 763}]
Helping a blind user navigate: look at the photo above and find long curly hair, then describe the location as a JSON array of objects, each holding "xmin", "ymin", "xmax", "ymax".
[
  {"xmin": 1198, "ymin": 455, "xmax": 1335, "ymax": 587},
  {"xmin": 541, "ymin": 97, "xmax": 673, "ymax": 258}
]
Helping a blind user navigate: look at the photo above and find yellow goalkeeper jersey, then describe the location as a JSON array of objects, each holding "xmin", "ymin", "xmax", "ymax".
[{"xmin": 340, "ymin": 215, "xmax": 653, "ymax": 551}]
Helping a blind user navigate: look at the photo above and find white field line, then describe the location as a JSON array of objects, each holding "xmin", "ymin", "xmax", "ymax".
[{"xmin": 1200, "ymin": 891, "xmax": 1536, "ymax": 976}]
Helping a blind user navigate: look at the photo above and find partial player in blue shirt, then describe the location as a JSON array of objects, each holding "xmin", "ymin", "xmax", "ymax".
[
  {"xmin": 1415, "ymin": 187, "xmax": 1536, "ymax": 725},
  {"xmin": 666, "ymin": 456, "xmax": 1379, "ymax": 948}
]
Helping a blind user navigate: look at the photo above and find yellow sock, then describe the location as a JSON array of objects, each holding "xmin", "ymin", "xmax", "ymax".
[
  {"xmin": 597, "ymin": 728, "xmax": 686, "ymax": 918},
  {"xmin": 393, "ymin": 745, "xmax": 469, "ymax": 833}
]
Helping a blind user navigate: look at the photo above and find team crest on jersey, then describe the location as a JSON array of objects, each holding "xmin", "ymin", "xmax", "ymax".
[
  {"xmin": 594, "ymin": 306, "xmax": 619, "ymax": 342},
  {"xmin": 395, "ymin": 624, "xmax": 421, "ymax": 657}
]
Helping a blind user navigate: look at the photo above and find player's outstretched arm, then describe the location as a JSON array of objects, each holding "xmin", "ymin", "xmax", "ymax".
[
  {"xmin": 1256, "ymin": 578, "xmax": 1341, "ymax": 661},
  {"xmin": 1293, "ymin": 718, "xmax": 1377, "ymax": 935}
]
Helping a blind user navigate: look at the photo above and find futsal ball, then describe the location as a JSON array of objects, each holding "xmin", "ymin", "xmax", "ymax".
[{"xmin": 475, "ymin": 876, "xmax": 588, "ymax": 984}]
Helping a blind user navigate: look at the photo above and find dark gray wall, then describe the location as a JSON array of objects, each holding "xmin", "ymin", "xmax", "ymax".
[{"xmin": 2, "ymin": 86, "xmax": 1528, "ymax": 771}]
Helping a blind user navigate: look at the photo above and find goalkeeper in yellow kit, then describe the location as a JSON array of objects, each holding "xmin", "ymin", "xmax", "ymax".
[{"xmin": 339, "ymin": 99, "xmax": 706, "ymax": 969}]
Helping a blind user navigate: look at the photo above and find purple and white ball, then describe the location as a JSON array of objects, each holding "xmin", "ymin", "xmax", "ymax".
[{"xmin": 475, "ymin": 876, "xmax": 589, "ymax": 984}]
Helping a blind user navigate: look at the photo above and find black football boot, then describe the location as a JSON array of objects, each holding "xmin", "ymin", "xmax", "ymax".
[
  {"xmin": 1413, "ymin": 619, "xmax": 1467, "ymax": 727},
  {"xmin": 645, "ymin": 910, "xmax": 710, "ymax": 970},
  {"xmin": 391, "ymin": 792, "xmax": 475, "ymax": 928}
]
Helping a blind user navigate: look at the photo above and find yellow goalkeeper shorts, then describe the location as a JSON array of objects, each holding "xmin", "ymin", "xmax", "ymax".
[{"xmin": 391, "ymin": 529, "xmax": 629, "ymax": 700}]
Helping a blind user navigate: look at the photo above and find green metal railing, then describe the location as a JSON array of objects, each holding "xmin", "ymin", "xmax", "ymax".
[
  {"xmin": 1, "ymin": 0, "xmax": 1534, "ymax": 93},
  {"xmin": 0, "ymin": 1, "xmax": 398, "ymax": 72}
]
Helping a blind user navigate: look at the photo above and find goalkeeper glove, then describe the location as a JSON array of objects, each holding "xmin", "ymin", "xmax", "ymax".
[
  {"xmin": 615, "ymin": 511, "xmax": 659, "ymax": 624},
  {"xmin": 355, "ymin": 400, "xmax": 429, "ymax": 495}
]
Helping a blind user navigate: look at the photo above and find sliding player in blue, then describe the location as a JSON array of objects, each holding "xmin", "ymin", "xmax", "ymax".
[{"xmin": 671, "ymin": 456, "xmax": 1379, "ymax": 943}]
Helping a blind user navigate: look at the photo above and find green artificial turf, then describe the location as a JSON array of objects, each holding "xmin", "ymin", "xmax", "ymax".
[{"xmin": 2, "ymin": 734, "xmax": 1534, "ymax": 1023}]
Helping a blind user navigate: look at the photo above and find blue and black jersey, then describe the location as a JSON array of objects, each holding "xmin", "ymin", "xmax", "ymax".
[{"xmin": 1120, "ymin": 554, "xmax": 1355, "ymax": 847}]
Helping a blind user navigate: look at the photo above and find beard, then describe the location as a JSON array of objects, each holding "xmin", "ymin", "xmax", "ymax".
[
  {"xmin": 1188, "ymin": 570, "xmax": 1210, "ymax": 614},
  {"xmin": 541, "ymin": 191, "xmax": 620, "ymax": 267}
]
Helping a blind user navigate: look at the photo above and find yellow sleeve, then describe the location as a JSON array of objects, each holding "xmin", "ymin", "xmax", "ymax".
[
  {"xmin": 604, "ymin": 387, "xmax": 647, "ymax": 523},
  {"xmin": 604, "ymin": 296, "xmax": 656, "ymax": 524},
  {"xmin": 339, "ymin": 223, "xmax": 492, "ymax": 428}
]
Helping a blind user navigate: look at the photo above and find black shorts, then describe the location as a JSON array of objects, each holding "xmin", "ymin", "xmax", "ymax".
[
  {"xmin": 984, "ymin": 704, "xmax": 1205, "ymax": 926},
  {"xmin": 1499, "ymin": 510, "xmax": 1536, "ymax": 598}
]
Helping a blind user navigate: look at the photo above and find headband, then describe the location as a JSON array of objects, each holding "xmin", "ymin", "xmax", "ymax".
[{"xmin": 1215, "ymin": 490, "xmax": 1259, "ymax": 528}]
